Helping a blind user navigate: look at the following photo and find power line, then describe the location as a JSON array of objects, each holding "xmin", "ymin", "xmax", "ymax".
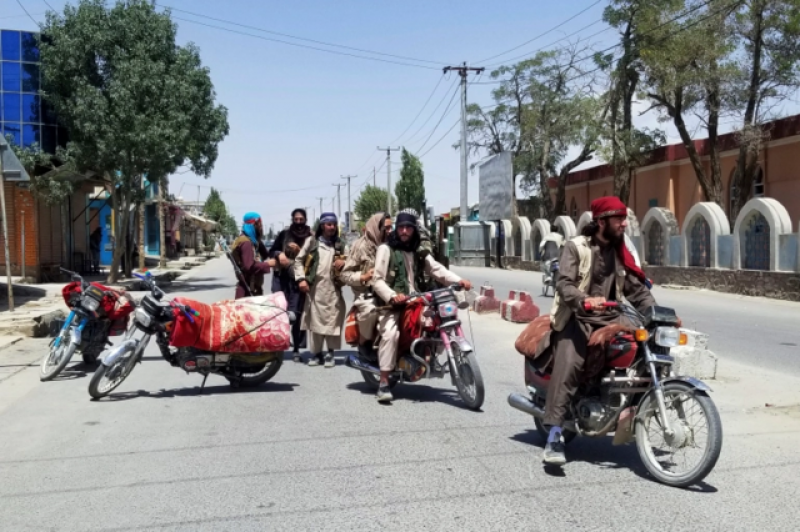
[
  {"xmin": 164, "ymin": 13, "xmax": 442, "ymax": 70},
  {"xmin": 403, "ymin": 77, "xmax": 460, "ymax": 146},
  {"xmin": 413, "ymin": 83, "xmax": 460, "ymax": 154},
  {"xmin": 417, "ymin": 118, "xmax": 460, "ymax": 159},
  {"xmin": 14, "ymin": 0, "xmax": 39, "ymax": 27},
  {"xmin": 476, "ymin": 0, "xmax": 603, "ymax": 64},
  {"xmin": 388, "ymin": 73, "xmax": 448, "ymax": 145}
]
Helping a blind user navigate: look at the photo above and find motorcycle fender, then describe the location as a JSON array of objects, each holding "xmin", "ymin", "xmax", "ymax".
[
  {"xmin": 101, "ymin": 339, "xmax": 139, "ymax": 366},
  {"xmin": 634, "ymin": 376, "xmax": 713, "ymax": 421},
  {"xmin": 449, "ymin": 336, "xmax": 474, "ymax": 355}
]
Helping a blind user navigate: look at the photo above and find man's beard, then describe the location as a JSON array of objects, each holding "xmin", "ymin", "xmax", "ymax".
[{"xmin": 602, "ymin": 224, "xmax": 624, "ymax": 246}]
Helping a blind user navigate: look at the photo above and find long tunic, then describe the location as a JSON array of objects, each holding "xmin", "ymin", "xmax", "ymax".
[{"xmin": 294, "ymin": 239, "xmax": 346, "ymax": 336}]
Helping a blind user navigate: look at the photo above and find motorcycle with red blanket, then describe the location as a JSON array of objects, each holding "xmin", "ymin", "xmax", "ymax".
[
  {"xmin": 508, "ymin": 301, "xmax": 723, "ymax": 488},
  {"xmin": 41, "ymin": 268, "xmax": 135, "ymax": 381},
  {"xmin": 88, "ymin": 271, "xmax": 292, "ymax": 399},
  {"xmin": 344, "ymin": 284, "xmax": 485, "ymax": 410}
]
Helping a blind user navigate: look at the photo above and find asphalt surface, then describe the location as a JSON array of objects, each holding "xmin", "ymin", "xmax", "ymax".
[
  {"xmin": 1, "ymin": 258, "xmax": 799, "ymax": 531},
  {"xmin": 452, "ymin": 265, "xmax": 800, "ymax": 376}
]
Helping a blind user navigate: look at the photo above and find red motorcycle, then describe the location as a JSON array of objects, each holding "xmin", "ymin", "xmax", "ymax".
[{"xmin": 508, "ymin": 301, "xmax": 723, "ymax": 488}]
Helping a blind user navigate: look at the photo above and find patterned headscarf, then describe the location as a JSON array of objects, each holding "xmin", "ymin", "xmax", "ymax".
[
  {"xmin": 242, "ymin": 212, "xmax": 261, "ymax": 246},
  {"xmin": 350, "ymin": 212, "xmax": 387, "ymax": 260}
]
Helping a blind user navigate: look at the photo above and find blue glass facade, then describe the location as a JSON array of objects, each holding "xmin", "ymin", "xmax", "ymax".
[{"xmin": 1, "ymin": 29, "xmax": 66, "ymax": 152}]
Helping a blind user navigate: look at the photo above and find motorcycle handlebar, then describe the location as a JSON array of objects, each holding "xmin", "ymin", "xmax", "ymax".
[{"xmin": 583, "ymin": 301, "xmax": 619, "ymax": 311}]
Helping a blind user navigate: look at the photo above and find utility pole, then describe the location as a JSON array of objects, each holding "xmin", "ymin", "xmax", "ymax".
[
  {"xmin": 377, "ymin": 146, "xmax": 400, "ymax": 215},
  {"xmin": 0, "ymin": 149, "xmax": 12, "ymax": 311},
  {"xmin": 443, "ymin": 62, "xmax": 484, "ymax": 222},
  {"xmin": 315, "ymin": 196, "xmax": 324, "ymax": 221},
  {"xmin": 340, "ymin": 175, "xmax": 356, "ymax": 232},
  {"xmin": 331, "ymin": 183, "xmax": 344, "ymax": 226}
]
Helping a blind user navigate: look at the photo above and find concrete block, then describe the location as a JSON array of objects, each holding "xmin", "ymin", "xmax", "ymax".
[
  {"xmin": 472, "ymin": 284, "xmax": 500, "ymax": 314},
  {"xmin": 500, "ymin": 290, "xmax": 540, "ymax": 323},
  {"xmin": 670, "ymin": 328, "xmax": 718, "ymax": 380}
]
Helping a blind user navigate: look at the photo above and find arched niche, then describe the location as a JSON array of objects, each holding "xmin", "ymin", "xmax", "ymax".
[
  {"xmin": 641, "ymin": 207, "xmax": 679, "ymax": 266},
  {"xmin": 531, "ymin": 219, "xmax": 550, "ymax": 261},
  {"xmin": 499, "ymin": 219, "xmax": 513, "ymax": 257},
  {"xmin": 576, "ymin": 211, "xmax": 592, "ymax": 234},
  {"xmin": 681, "ymin": 202, "xmax": 731, "ymax": 269},
  {"xmin": 554, "ymin": 215, "xmax": 577, "ymax": 240},
  {"xmin": 511, "ymin": 215, "xmax": 532, "ymax": 260},
  {"xmin": 733, "ymin": 197, "xmax": 792, "ymax": 271}
]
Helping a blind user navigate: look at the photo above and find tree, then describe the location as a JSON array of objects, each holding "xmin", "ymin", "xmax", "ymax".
[
  {"xmin": 5, "ymin": 137, "xmax": 75, "ymax": 206},
  {"xmin": 354, "ymin": 185, "xmax": 394, "ymax": 222},
  {"xmin": 266, "ymin": 227, "xmax": 276, "ymax": 241},
  {"xmin": 40, "ymin": 0, "xmax": 229, "ymax": 281},
  {"xmin": 639, "ymin": 0, "xmax": 737, "ymax": 207},
  {"xmin": 203, "ymin": 187, "xmax": 238, "ymax": 239},
  {"xmin": 601, "ymin": 1, "xmax": 666, "ymax": 203},
  {"xmin": 395, "ymin": 148, "xmax": 426, "ymax": 214},
  {"xmin": 728, "ymin": 0, "xmax": 800, "ymax": 226}
]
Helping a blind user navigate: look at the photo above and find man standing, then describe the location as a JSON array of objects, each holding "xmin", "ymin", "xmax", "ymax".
[
  {"xmin": 89, "ymin": 227, "xmax": 102, "ymax": 274},
  {"xmin": 269, "ymin": 209, "xmax": 313, "ymax": 361},
  {"xmin": 295, "ymin": 213, "xmax": 347, "ymax": 368},
  {"xmin": 540, "ymin": 196, "xmax": 656, "ymax": 466},
  {"xmin": 372, "ymin": 211, "xmax": 471, "ymax": 403},
  {"xmin": 230, "ymin": 212, "xmax": 274, "ymax": 299}
]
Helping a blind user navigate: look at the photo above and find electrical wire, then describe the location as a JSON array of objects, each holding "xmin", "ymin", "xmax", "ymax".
[
  {"xmin": 15, "ymin": 0, "xmax": 40, "ymax": 26},
  {"xmin": 475, "ymin": 0, "xmax": 602, "ymax": 64},
  {"xmin": 414, "ymin": 84, "xmax": 460, "ymax": 154},
  {"xmin": 387, "ymin": 73, "xmax": 447, "ymax": 145},
  {"xmin": 403, "ymin": 77, "xmax": 460, "ymax": 146}
]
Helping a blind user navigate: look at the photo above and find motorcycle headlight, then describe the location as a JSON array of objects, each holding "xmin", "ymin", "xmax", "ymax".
[
  {"xmin": 82, "ymin": 295, "xmax": 100, "ymax": 312},
  {"xmin": 438, "ymin": 302, "xmax": 458, "ymax": 318},
  {"xmin": 135, "ymin": 307, "xmax": 153, "ymax": 327},
  {"xmin": 654, "ymin": 327, "xmax": 687, "ymax": 348}
]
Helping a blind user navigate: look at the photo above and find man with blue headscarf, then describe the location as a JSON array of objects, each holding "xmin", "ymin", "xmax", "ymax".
[
  {"xmin": 230, "ymin": 212, "xmax": 274, "ymax": 299},
  {"xmin": 294, "ymin": 212, "xmax": 347, "ymax": 367}
]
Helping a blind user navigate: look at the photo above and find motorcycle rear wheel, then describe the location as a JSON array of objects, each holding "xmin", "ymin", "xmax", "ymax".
[
  {"xmin": 635, "ymin": 381, "xmax": 723, "ymax": 488},
  {"xmin": 227, "ymin": 357, "xmax": 283, "ymax": 388}
]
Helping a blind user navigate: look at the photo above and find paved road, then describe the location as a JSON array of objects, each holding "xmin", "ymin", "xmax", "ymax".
[
  {"xmin": 452, "ymin": 265, "xmax": 800, "ymax": 376},
  {"xmin": 1, "ymin": 258, "xmax": 799, "ymax": 531}
]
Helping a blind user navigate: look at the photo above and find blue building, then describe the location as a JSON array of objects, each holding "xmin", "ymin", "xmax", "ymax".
[{"xmin": 1, "ymin": 29, "xmax": 67, "ymax": 152}]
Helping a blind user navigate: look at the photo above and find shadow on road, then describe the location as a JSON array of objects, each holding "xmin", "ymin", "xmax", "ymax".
[
  {"xmin": 94, "ymin": 381, "xmax": 299, "ymax": 401},
  {"xmin": 345, "ymin": 380, "xmax": 483, "ymax": 412},
  {"xmin": 510, "ymin": 428, "xmax": 719, "ymax": 492}
]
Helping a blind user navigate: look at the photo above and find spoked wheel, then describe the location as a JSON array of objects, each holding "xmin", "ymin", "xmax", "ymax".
[
  {"xmin": 88, "ymin": 341, "xmax": 144, "ymax": 399},
  {"xmin": 40, "ymin": 332, "xmax": 77, "ymax": 382},
  {"xmin": 450, "ymin": 345, "xmax": 485, "ymax": 410},
  {"xmin": 635, "ymin": 382, "xmax": 723, "ymax": 488},
  {"xmin": 227, "ymin": 357, "xmax": 284, "ymax": 388},
  {"xmin": 361, "ymin": 370, "xmax": 399, "ymax": 390}
]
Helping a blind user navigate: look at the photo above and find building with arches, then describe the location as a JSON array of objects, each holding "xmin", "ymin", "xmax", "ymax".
[{"xmin": 561, "ymin": 114, "xmax": 800, "ymax": 228}]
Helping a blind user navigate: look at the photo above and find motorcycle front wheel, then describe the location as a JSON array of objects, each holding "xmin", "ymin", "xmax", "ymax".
[
  {"xmin": 450, "ymin": 345, "xmax": 485, "ymax": 411},
  {"xmin": 40, "ymin": 329, "xmax": 77, "ymax": 382},
  {"xmin": 88, "ymin": 341, "xmax": 143, "ymax": 399},
  {"xmin": 635, "ymin": 381, "xmax": 723, "ymax": 488}
]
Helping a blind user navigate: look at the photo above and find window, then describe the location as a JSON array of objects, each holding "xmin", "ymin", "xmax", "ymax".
[
  {"xmin": 649, "ymin": 198, "xmax": 658, "ymax": 208},
  {"xmin": 1, "ymin": 31, "xmax": 20, "ymax": 61},
  {"xmin": 2, "ymin": 61, "xmax": 21, "ymax": 91}
]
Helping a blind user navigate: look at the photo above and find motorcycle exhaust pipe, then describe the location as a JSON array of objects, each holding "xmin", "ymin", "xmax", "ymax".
[
  {"xmin": 508, "ymin": 392, "xmax": 545, "ymax": 418},
  {"xmin": 345, "ymin": 354, "xmax": 381, "ymax": 376}
]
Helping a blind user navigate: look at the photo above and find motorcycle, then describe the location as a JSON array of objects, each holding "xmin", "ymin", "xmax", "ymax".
[
  {"xmin": 41, "ymin": 268, "xmax": 135, "ymax": 381},
  {"xmin": 345, "ymin": 284, "xmax": 485, "ymax": 410},
  {"xmin": 541, "ymin": 258, "xmax": 559, "ymax": 297},
  {"xmin": 87, "ymin": 271, "xmax": 289, "ymax": 399},
  {"xmin": 508, "ymin": 301, "xmax": 723, "ymax": 488}
]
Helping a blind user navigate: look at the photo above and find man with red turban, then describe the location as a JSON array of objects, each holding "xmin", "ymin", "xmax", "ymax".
[{"xmin": 540, "ymin": 196, "xmax": 657, "ymax": 466}]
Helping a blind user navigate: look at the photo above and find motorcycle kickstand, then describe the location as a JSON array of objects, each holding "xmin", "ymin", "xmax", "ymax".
[{"xmin": 200, "ymin": 372, "xmax": 209, "ymax": 390}]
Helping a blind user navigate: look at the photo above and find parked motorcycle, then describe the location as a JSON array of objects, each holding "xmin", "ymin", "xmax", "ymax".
[
  {"xmin": 40, "ymin": 268, "xmax": 135, "ymax": 381},
  {"xmin": 508, "ymin": 301, "xmax": 723, "ymax": 488},
  {"xmin": 87, "ymin": 272, "xmax": 289, "ymax": 399},
  {"xmin": 345, "ymin": 284, "xmax": 485, "ymax": 410},
  {"xmin": 541, "ymin": 258, "xmax": 559, "ymax": 297}
]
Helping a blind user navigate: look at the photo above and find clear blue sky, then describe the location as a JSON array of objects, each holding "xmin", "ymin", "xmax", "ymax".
[{"xmin": 3, "ymin": 0, "xmax": 778, "ymax": 231}]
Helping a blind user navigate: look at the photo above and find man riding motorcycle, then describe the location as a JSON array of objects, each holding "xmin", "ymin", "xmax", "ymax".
[
  {"xmin": 538, "ymin": 197, "xmax": 657, "ymax": 466},
  {"xmin": 372, "ymin": 211, "xmax": 472, "ymax": 403}
]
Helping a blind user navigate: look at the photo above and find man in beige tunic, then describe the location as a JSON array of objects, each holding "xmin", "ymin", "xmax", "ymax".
[
  {"xmin": 372, "ymin": 212, "xmax": 472, "ymax": 403},
  {"xmin": 295, "ymin": 212, "xmax": 347, "ymax": 368},
  {"xmin": 340, "ymin": 212, "xmax": 392, "ymax": 344}
]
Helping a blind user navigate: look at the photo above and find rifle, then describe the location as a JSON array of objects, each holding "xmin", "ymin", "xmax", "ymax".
[{"xmin": 217, "ymin": 237, "xmax": 253, "ymax": 297}]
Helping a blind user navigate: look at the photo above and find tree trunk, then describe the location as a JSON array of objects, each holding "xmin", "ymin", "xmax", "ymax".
[
  {"xmin": 107, "ymin": 188, "xmax": 127, "ymax": 283},
  {"xmin": 705, "ymin": 66, "xmax": 723, "ymax": 205},
  {"xmin": 159, "ymin": 180, "xmax": 166, "ymax": 268},
  {"xmin": 730, "ymin": 3, "xmax": 765, "ymax": 229},
  {"xmin": 138, "ymin": 200, "xmax": 145, "ymax": 271}
]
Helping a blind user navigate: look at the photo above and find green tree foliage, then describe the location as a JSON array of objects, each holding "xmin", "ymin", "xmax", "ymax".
[
  {"xmin": 39, "ymin": 0, "xmax": 229, "ymax": 280},
  {"xmin": 354, "ymin": 185, "xmax": 394, "ymax": 222},
  {"xmin": 395, "ymin": 149, "xmax": 426, "ymax": 214},
  {"xmin": 203, "ymin": 187, "xmax": 238, "ymax": 238}
]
